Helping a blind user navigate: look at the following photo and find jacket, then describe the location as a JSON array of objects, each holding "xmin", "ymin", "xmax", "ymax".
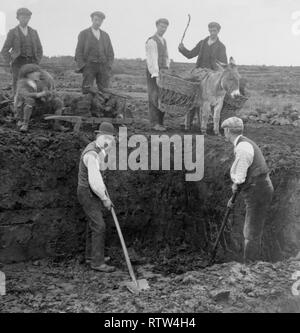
[
  {"xmin": 1, "ymin": 26, "xmax": 43, "ymax": 65},
  {"xmin": 179, "ymin": 37, "xmax": 227, "ymax": 70},
  {"xmin": 75, "ymin": 28, "xmax": 114, "ymax": 73}
]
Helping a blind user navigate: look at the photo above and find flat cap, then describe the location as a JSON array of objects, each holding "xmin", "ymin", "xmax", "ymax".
[
  {"xmin": 17, "ymin": 8, "xmax": 32, "ymax": 17},
  {"xmin": 95, "ymin": 122, "xmax": 116, "ymax": 136},
  {"xmin": 156, "ymin": 18, "xmax": 169, "ymax": 26},
  {"xmin": 221, "ymin": 117, "xmax": 244, "ymax": 131},
  {"xmin": 19, "ymin": 64, "xmax": 41, "ymax": 79},
  {"xmin": 91, "ymin": 11, "xmax": 106, "ymax": 19},
  {"xmin": 208, "ymin": 22, "xmax": 221, "ymax": 31}
]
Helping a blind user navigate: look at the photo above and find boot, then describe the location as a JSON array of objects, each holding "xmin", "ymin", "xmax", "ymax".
[
  {"xmin": 91, "ymin": 263, "xmax": 116, "ymax": 273},
  {"xmin": 20, "ymin": 123, "xmax": 29, "ymax": 132},
  {"xmin": 20, "ymin": 105, "xmax": 32, "ymax": 133},
  {"xmin": 244, "ymin": 239, "xmax": 261, "ymax": 264},
  {"xmin": 15, "ymin": 106, "xmax": 23, "ymax": 127},
  {"xmin": 86, "ymin": 256, "xmax": 111, "ymax": 265}
]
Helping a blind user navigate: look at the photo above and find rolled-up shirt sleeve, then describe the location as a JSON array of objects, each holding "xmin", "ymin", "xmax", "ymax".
[
  {"xmin": 146, "ymin": 39, "xmax": 159, "ymax": 78},
  {"xmin": 230, "ymin": 142, "xmax": 254, "ymax": 185},
  {"xmin": 84, "ymin": 152, "xmax": 108, "ymax": 201}
]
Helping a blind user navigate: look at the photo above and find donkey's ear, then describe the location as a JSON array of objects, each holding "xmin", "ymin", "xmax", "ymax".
[{"xmin": 229, "ymin": 57, "xmax": 237, "ymax": 66}]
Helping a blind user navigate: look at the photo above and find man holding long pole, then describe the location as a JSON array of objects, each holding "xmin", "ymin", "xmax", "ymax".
[
  {"xmin": 178, "ymin": 21, "xmax": 227, "ymax": 70},
  {"xmin": 221, "ymin": 117, "xmax": 274, "ymax": 263}
]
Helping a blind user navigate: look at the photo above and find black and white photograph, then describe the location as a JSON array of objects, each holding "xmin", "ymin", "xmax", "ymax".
[{"xmin": 0, "ymin": 0, "xmax": 299, "ymax": 315}]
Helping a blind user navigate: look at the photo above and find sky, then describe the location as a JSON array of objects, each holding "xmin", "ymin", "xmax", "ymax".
[{"xmin": 0, "ymin": 0, "xmax": 300, "ymax": 66}]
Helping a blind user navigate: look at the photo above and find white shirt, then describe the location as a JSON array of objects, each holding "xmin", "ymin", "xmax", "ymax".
[
  {"xmin": 91, "ymin": 27, "xmax": 101, "ymax": 40},
  {"xmin": 19, "ymin": 25, "xmax": 28, "ymax": 36},
  {"xmin": 230, "ymin": 135, "xmax": 254, "ymax": 185},
  {"xmin": 146, "ymin": 34, "xmax": 170, "ymax": 78},
  {"xmin": 83, "ymin": 148, "xmax": 108, "ymax": 202},
  {"xmin": 28, "ymin": 79, "xmax": 37, "ymax": 91}
]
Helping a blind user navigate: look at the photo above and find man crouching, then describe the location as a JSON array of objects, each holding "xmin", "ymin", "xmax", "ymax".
[
  {"xmin": 77, "ymin": 122, "xmax": 116, "ymax": 273},
  {"xmin": 14, "ymin": 64, "xmax": 65, "ymax": 132}
]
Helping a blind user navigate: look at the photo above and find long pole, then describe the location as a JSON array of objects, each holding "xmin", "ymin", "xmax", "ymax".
[
  {"xmin": 106, "ymin": 189, "xmax": 139, "ymax": 287},
  {"xmin": 181, "ymin": 14, "xmax": 191, "ymax": 44},
  {"xmin": 209, "ymin": 190, "xmax": 240, "ymax": 265}
]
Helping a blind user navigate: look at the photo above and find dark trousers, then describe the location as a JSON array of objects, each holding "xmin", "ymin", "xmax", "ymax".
[
  {"xmin": 82, "ymin": 62, "xmax": 110, "ymax": 93},
  {"xmin": 185, "ymin": 107, "xmax": 200, "ymax": 129},
  {"xmin": 11, "ymin": 56, "xmax": 36, "ymax": 95},
  {"xmin": 242, "ymin": 175, "xmax": 274, "ymax": 263},
  {"xmin": 146, "ymin": 69, "xmax": 165, "ymax": 126},
  {"xmin": 77, "ymin": 186, "xmax": 106, "ymax": 266}
]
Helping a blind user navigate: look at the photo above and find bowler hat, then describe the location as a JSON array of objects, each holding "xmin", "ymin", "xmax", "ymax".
[
  {"xmin": 91, "ymin": 11, "xmax": 106, "ymax": 19},
  {"xmin": 17, "ymin": 8, "xmax": 32, "ymax": 18},
  {"xmin": 95, "ymin": 122, "xmax": 116, "ymax": 136}
]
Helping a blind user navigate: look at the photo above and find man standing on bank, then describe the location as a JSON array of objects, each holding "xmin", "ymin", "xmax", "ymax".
[
  {"xmin": 1, "ymin": 8, "xmax": 43, "ymax": 96},
  {"xmin": 77, "ymin": 122, "xmax": 116, "ymax": 272},
  {"xmin": 221, "ymin": 117, "xmax": 274, "ymax": 263},
  {"xmin": 178, "ymin": 22, "xmax": 227, "ymax": 70},
  {"xmin": 75, "ymin": 11, "xmax": 115, "ymax": 94},
  {"xmin": 146, "ymin": 18, "xmax": 170, "ymax": 132}
]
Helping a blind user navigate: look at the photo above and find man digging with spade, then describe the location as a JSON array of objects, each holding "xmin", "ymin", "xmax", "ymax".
[
  {"xmin": 77, "ymin": 122, "xmax": 116, "ymax": 273},
  {"xmin": 221, "ymin": 117, "xmax": 274, "ymax": 263}
]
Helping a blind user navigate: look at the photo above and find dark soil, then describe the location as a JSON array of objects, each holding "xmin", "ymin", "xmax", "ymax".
[
  {"xmin": 1, "ymin": 61, "xmax": 300, "ymax": 313},
  {"xmin": 0, "ymin": 257, "xmax": 299, "ymax": 313}
]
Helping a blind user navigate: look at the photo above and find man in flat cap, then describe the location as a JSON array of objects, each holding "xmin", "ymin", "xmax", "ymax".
[
  {"xmin": 178, "ymin": 22, "xmax": 227, "ymax": 70},
  {"xmin": 14, "ymin": 64, "xmax": 66, "ymax": 132},
  {"xmin": 221, "ymin": 117, "xmax": 274, "ymax": 263},
  {"xmin": 77, "ymin": 122, "xmax": 116, "ymax": 272},
  {"xmin": 1, "ymin": 8, "xmax": 43, "ymax": 96},
  {"xmin": 75, "ymin": 12, "xmax": 114, "ymax": 95},
  {"xmin": 146, "ymin": 18, "xmax": 170, "ymax": 132}
]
